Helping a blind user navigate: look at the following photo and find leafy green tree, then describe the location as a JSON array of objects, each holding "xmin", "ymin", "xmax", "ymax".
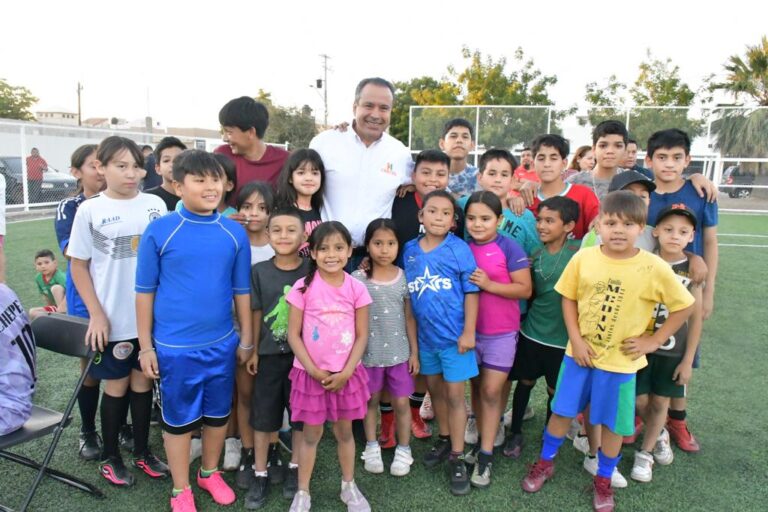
[
  {"xmin": 709, "ymin": 36, "xmax": 768, "ymax": 173},
  {"xmin": 583, "ymin": 52, "xmax": 704, "ymax": 148},
  {"xmin": 0, "ymin": 79, "xmax": 37, "ymax": 121},
  {"xmin": 255, "ymin": 90, "xmax": 317, "ymax": 149},
  {"xmin": 390, "ymin": 77, "xmax": 459, "ymax": 148}
]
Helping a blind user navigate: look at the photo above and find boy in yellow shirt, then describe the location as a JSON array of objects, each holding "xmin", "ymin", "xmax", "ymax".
[{"xmin": 521, "ymin": 191, "xmax": 694, "ymax": 512}]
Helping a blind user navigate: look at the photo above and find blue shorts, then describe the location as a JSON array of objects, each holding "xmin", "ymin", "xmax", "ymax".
[
  {"xmin": 419, "ymin": 344, "xmax": 479, "ymax": 383},
  {"xmin": 551, "ymin": 355, "xmax": 637, "ymax": 436},
  {"xmin": 89, "ymin": 339, "xmax": 140, "ymax": 380},
  {"xmin": 156, "ymin": 333, "xmax": 238, "ymax": 434}
]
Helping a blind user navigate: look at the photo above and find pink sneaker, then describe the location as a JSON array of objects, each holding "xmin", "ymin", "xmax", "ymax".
[
  {"xmin": 170, "ymin": 488, "xmax": 197, "ymax": 512},
  {"xmin": 197, "ymin": 470, "xmax": 236, "ymax": 505}
]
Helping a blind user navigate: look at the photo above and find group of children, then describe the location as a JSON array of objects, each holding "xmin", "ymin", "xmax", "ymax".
[{"xmin": 37, "ymin": 111, "xmax": 717, "ymax": 512}]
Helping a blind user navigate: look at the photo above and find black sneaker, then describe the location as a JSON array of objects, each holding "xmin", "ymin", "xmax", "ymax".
[
  {"xmin": 503, "ymin": 433, "xmax": 524, "ymax": 459},
  {"xmin": 245, "ymin": 475, "xmax": 269, "ymax": 510},
  {"xmin": 236, "ymin": 449, "xmax": 255, "ymax": 490},
  {"xmin": 132, "ymin": 452, "xmax": 169, "ymax": 479},
  {"xmin": 267, "ymin": 444, "xmax": 285, "ymax": 484},
  {"xmin": 79, "ymin": 430, "xmax": 102, "ymax": 461},
  {"xmin": 278, "ymin": 430, "xmax": 292, "ymax": 454},
  {"xmin": 100, "ymin": 455, "xmax": 135, "ymax": 487},
  {"xmin": 283, "ymin": 466, "xmax": 298, "ymax": 500},
  {"xmin": 119, "ymin": 424, "xmax": 134, "ymax": 452},
  {"xmin": 423, "ymin": 437, "xmax": 451, "ymax": 469},
  {"xmin": 449, "ymin": 458, "xmax": 470, "ymax": 496}
]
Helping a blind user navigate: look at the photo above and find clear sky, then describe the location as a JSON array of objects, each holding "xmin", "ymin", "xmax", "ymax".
[{"xmin": 2, "ymin": 0, "xmax": 765, "ymax": 130}]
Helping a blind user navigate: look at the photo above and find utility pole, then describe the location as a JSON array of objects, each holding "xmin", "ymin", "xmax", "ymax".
[
  {"xmin": 319, "ymin": 54, "xmax": 330, "ymax": 128},
  {"xmin": 77, "ymin": 82, "xmax": 83, "ymax": 126}
]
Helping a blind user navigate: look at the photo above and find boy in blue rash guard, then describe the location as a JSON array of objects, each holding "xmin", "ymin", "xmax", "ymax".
[
  {"xmin": 403, "ymin": 189, "xmax": 480, "ymax": 496},
  {"xmin": 136, "ymin": 150, "xmax": 253, "ymax": 511}
]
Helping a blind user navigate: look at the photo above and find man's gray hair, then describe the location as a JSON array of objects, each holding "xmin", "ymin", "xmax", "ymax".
[{"xmin": 354, "ymin": 77, "xmax": 395, "ymax": 104}]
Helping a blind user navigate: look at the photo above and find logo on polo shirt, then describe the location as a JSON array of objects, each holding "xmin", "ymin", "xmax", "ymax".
[
  {"xmin": 380, "ymin": 162, "xmax": 396, "ymax": 176},
  {"xmin": 407, "ymin": 265, "xmax": 453, "ymax": 298},
  {"xmin": 148, "ymin": 208, "xmax": 162, "ymax": 221}
]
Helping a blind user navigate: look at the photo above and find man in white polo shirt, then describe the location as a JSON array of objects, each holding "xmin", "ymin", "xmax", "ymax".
[{"xmin": 310, "ymin": 77, "xmax": 413, "ymax": 265}]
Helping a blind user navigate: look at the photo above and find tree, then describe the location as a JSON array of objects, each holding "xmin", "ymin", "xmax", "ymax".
[
  {"xmin": 255, "ymin": 90, "xmax": 317, "ymax": 149},
  {"xmin": 0, "ymin": 79, "xmax": 37, "ymax": 121},
  {"xmin": 709, "ymin": 36, "xmax": 768, "ymax": 174},
  {"xmin": 583, "ymin": 52, "xmax": 704, "ymax": 148},
  {"xmin": 392, "ymin": 47, "xmax": 569, "ymax": 149}
]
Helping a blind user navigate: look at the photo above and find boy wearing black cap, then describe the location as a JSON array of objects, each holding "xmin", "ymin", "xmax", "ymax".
[{"xmin": 631, "ymin": 205, "xmax": 703, "ymax": 483}]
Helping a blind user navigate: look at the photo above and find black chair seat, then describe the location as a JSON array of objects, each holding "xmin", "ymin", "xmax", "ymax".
[{"xmin": 0, "ymin": 407, "xmax": 69, "ymax": 450}]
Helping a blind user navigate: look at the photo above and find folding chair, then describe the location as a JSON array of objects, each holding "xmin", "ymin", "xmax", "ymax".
[{"xmin": 0, "ymin": 313, "xmax": 104, "ymax": 512}]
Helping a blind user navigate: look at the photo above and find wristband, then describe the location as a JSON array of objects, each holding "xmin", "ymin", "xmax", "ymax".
[
  {"xmin": 238, "ymin": 343, "xmax": 254, "ymax": 350},
  {"xmin": 138, "ymin": 347, "xmax": 155, "ymax": 359}
]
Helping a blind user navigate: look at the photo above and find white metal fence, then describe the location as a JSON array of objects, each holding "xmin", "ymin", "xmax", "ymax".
[
  {"xmin": 0, "ymin": 119, "xmax": 288, "ymax": 211},
  {"xmin": 409, "ymin": 105, "xmax": 768, "ymax": 214}
]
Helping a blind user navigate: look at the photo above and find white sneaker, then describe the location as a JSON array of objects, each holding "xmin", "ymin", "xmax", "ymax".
[
  {"xmin": 566, "ymin": 418, "xmax": 581, "ymax": 440},
  {"xmin": 573, "ymin": 434, "xmax": 591, "ymax": 455},
  {"xmin": 360, "ymin": 444, "xmax": 384, "ymax": 474},
  {"xmin": 222, "ymin": 437, "xmax": 242, "ymax": 471},
  {"xmin": 340, "ymin": 480, "xmax": 371, "ymax": 512},
  {"xmin": 502, "ymin": 409, "xmax": 513, "ymax": 428},
  {"xmin": 582, "ymin": 454, "xmax": 628, "ymax": 488},
  {"xmin": 653, "ymin": 428, "xmax": 674, "ymax": 466},
  {"xmin": 464, "ymin": 416, "xmax": 479, "ymax": 445},
  {"xmin": 493, "ymin": 421, "xmax": 505, "ymax": 447},
  {"xmin": 420, "ymin": 394, "xmax": 434, "ymax": 421},
  {"xmin": 631, "ymin": 450, "xmax": 654, "ymax": 482},
  {"xmin": 189, "ymin": 437, "xmax": 202, "ymax": 461},
  {"xmin": 390, "ymin": 446, "xmax": 414, "ymax": 477},
  {"xmin": 289, "ymin": 490, "xmax": 311, "ymax": 512},
  {"xmin": 523, "ymin": 406, "xmax": 535, "ymax": 421}
]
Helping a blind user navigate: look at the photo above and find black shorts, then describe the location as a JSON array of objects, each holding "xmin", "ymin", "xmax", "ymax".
[
  {"xmin": 89, "ymin": 339, "xmax": 141, "ymax": 380},
  {"xmin": 509, "ymin": 334, "xmax": 565, "ymax": 389},
  {"xmin": 250, "ymin": 353, "xmax": 303, "ymax": 433}
]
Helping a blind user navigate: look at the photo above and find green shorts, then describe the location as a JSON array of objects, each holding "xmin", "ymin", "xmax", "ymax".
[{"xmin": 635, "ymin": 354, "xmax": 686, "ymax": 399}]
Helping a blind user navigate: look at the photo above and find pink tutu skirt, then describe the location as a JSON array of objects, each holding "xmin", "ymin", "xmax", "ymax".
[{"xmin": 289, "ymin": 365, "xmax": 370, "ymax": 425}]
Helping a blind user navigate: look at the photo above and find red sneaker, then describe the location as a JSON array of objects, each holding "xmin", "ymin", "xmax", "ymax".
[
  {"xmin": 592, "ymin": 475, "xmax": 615, "ymax": 511},
  {"xmin": 197, "ymin": 470, "xmax": 235, "ymax": 505},
  {"xmin": 410, "ymin": 407, "xmax": 432, "ymax": 439},
  {"xmin": 521, "ymin": 459, "xmax": 554, "ymax": 493},
  {"xmin": 622, "ymin": 415, "xmax": 643, "ymax": 445},
  {"xmin": 378, "ymin": 411, "xmax": 396, "ymax": 449},
  {"xmin": 666, "ymin": 417, "xmax": 700, "ymax": 452}
]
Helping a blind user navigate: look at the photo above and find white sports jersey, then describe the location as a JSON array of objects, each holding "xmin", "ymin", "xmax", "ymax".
[{"xmin": 0, "ymin": 284, "xmax": 36, "ymax": 435}]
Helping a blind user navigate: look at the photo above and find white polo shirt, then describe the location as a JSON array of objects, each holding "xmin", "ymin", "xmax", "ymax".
[{"xmin": 310, "ymin": 127, "xmax": 413, "ymax": 246}]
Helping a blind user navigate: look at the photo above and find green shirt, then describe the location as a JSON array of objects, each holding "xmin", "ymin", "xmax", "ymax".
[
  {"xmin": 35, "ymin": 269, "xmax": 66, "ymax": 305},
  {"xmin": 520, "ymin": 239, "xmax": 580, "ymax": 348}
]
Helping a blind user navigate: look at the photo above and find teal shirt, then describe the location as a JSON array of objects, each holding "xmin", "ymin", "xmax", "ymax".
[{"xmin": 457, "ymin": 195, "xmax": 541, "ymax": 256}]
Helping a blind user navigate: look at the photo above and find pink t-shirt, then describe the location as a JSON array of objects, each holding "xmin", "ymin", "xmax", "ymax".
[
  {"xmin": 469, "ymin": 235, "xmax": 529, "ymax": 335},
  {"xmin": 286, "ymin": 272, "xmax": 373, "ymax": 372}
]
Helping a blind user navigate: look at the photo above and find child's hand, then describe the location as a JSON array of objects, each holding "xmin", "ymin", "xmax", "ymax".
[
  {"xmin": 673, "ymin": 361, "xmax": 693, "ymax": 385},
  {"xmin": 246, "ymin": 353, "xmax": 259, "ymax": 376},
  {"xmin": 236, "ymin": 345, "xmax": 253, "ymax": 366},
  {"xmin": 86, "ymin": 313, "xmax": 110, "ymax": 352},
  {"xmin": 469, "ymin": 268, "xmax": 491, "ymax": 290},
  {"xmin": 571, "ymin": 339, "xmax": 595, "ymax": 367},
  {"xmin": 457, "ymin": 332, "xmax": 475, "ymax": 354},
  {"xmin": 516, "ymin": 181, "xmax": 540, "ymax": 209},
  {"xmin": 321, "ymin": 371, "xmax": 350, "ymax": 392},
  {"xmin": 357, "ymin": 256, "xmax": 371, "ymax": 272},
  {"xmin": 228, "ymin": 212, "xmax": 248, "ymax": 227},
  {"xmin": 408, "ymin": 353, "xmax": 420, "ymax": 376},
  {"xmin": 507, "ymin": 195, "xmax": 527, "ymax": 216},
  {"xmin": 139, "ymin": 350, "xmax": 160, "ymax": 380},
  {"xmin": 310, "ymin": 367, "xmax": 331, "ymax": 384},
  {"xmin": 621, "ymin": 333, "xmax": 660, "ymax": 359},
  {"xmin": 397, "ymin": 184, "xmax": 416, "ymax": 198}
]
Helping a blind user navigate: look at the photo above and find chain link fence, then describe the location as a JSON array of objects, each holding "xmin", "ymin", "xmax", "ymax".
[
  {"xmin": 0, "ymin": 120, "xmax": 288, "ymax": 211},
  {"xmin": 410, "ymin": 105, "xmax": 768, "ymax": 213}
]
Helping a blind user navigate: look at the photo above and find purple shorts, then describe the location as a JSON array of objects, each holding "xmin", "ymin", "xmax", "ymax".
[
  {"xmin": 365, "ymin": 362, "xmax": 415, "ymax": 398},
  {"xmin": 475, "ymin": 331, "xmax": 518, "ymax": 373}
]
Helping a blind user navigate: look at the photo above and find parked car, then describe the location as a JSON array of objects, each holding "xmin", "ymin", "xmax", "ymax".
[
  {"xmin": 0, "ymin": 156, "xmax": 78, "ymax": 205},
  {"xmin": 720, "ymin": 166, "xmax": 754, "ymax": 199}
]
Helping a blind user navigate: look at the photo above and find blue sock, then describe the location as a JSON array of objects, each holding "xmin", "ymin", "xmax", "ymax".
[
  {"xmin": 540, "ymin": 429, "xmax": 565, "ymax": 461},
  {"xmin": 597, "ymin": 449, "xmax": 621, "ymax": 478}
]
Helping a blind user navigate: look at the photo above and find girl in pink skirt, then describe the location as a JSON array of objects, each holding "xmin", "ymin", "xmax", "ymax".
[{"xmin": 286, "ymin": 221, "xmax": 373, "ymax": 512}]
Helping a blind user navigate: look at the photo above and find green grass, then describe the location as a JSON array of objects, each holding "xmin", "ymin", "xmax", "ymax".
[{"xmin": 2, "ymin": 216, "xmax": 768, "ymax": 511}]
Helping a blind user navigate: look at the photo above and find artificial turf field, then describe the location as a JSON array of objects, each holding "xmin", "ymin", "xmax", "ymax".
[{"xmin": 1, "ymin": 214, "xmax": 767, "ymax": 511}]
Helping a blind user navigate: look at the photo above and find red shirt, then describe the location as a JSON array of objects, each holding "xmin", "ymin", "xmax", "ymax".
[
  {"xmin": 26, "ymin": 155, "xmax": 47, "ymax": 181},
  {"xmin": 528, "ymin": 183, "xmax": 599, "ymax": 240},
  {"xmin": 510, "ymin": 166, "xmax": 540, "ymax": 197},
  {"xmin": 214, "ymin": 144, "xmax": 289, "ymax": 203}
]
